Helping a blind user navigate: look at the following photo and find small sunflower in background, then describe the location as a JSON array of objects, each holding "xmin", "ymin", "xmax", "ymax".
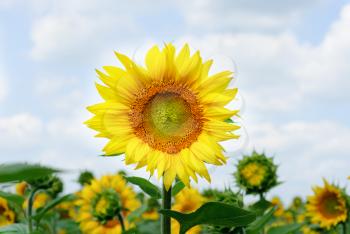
[
  {"xmin": 23, "ymin": 192, "xmax": 51, "ymax": 210},
  {"xmin": 306, "ymin": 179, "xmax": 348, "ymax": 230},
  {"xmin": 0, "ymin": 197, "xmax": 15, "ymax": 227},
  {"xmin": 15, "ymin": 181, "xmax": 28, "ymax": 196},
  {"xmin": 75, "ymin": 174, "xmax": 140, "ymax": 233},
  {"xmin": 271, "ymin": 196, "xmax": 284, "ymax": 217},
  {"xmin": 235, "ymin": 151, "xmax": 278, "ymax": 195},
  {"xmin": 85, "ymin": 43, "xmax": 240, "ymax": 190},
  {"xmin": 171, "ymin": 188, "xmax": 206, "ymax": 234},
  {"xmin": 142, "ymin": 198, "xmax": 160, "ymax": 221},
  {"xmin": 78, "ymin": 170, "xmax": 95, "ymax": 186}
]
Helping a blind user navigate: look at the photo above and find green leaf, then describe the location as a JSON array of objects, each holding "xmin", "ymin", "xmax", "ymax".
[
  {"xmin": 172, "ymin": 181, "xmax": 185, "ymax": 196},
  {"xmin": 246, "ymin": 207, "xmax": 276, "ymax": 234},
  {"xmin": 0, "ymin": 224, "xmax": 28, "ymax": 233},
  {"xmin": 160, "ymin": 202, "xmax": 256, "ymax": 234},
  {"xmin": 249, "ymin": 198, "xmax": 272, "ymax": 216},
  {"xmin": 267, "ymin": 223, "xmax": 302, "ymax": 234},
  {"xmin": 0, "ymin": 191, "xmax": 25, "ymax": 207},
  {"xmin": 0, "ymin": 163, "xmax": 60, "ymax": 183},
  {"xmin": 125, "ymin": 177, "xmax": 161, "ymax": 199},
  {"xmin": 33, "ymin": 194, "xmax": 73, "ymax": 222}
]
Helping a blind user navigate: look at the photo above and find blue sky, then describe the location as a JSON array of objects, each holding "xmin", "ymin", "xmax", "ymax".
[{"xmin": 0, "ymin": 0, "xmax": 350, "ymax": 204}]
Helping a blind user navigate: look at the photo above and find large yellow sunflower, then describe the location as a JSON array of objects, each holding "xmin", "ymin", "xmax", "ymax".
[
  {"xmin": 0, "ymin": 197, "xmax": 15, "ymax": 227},
  {"xmin": 75, "ymin": 174, "xmax": 140, "ymax": 234},
  {"xmin": 306, "ymin": 179, "xmax": 347, "ymax": 230},
  {"xmin": 171, "ymin": 188, "xmax": 206, "ymax": 234},
  {"xmin": 85, "ymin": 43, "xmax": 239, "ymax": 190}
]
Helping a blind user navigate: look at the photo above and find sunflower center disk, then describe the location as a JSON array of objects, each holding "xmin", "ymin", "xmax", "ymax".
[
  {"xmin": 130, "ymin": 85, "xmax": 203, "ymax": 154},
  {"xmin": 145, "ymin": 93, "xmax": 192, "ymax": 139},
  {"xmin": 92, "ymin": 189, "xmax": 120, "ymax": 222},
  {"xmin": 320, "ymin": 193, "xmax": 342, "ymax": 217}
]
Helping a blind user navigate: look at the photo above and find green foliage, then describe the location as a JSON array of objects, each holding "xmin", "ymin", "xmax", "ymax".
[
  {"xmin": 0, "ymin": 224, "xmax": 29, "ymax": 234},
  {"xmin": 249, "ymin": 198, "xmax": 273, "ymax": 216},
  {"xmin": 0, "ymin": 163, "xmax": 60, "ymax": 183},
  {"xmin": 46, "ymin": 176, "xmax": 64, "ymax": 198},
  {"xmin": 171, "ymin": 181, "xmax": 185, "ymax": 196},
  {"xmin": 33, "ymin": 194, "xmax": 74, "ymax": 223},
  {"xmin": 246, "ymin": 207, "xmax": 276, "ymax": 234},
  {"xmin": 0, "ymin": 190, "xmax": 25, "ymax": 207},
  {"xmin": 125, "ymin": 176, "xmax": 161, "ymax": 199},
  {"xmin": 267, "ymin": 223, "xmax": 302, "ymax": 234},
  {"xmin": 160, "ymin": 202, "xmax": 256, "ymax": 234}
]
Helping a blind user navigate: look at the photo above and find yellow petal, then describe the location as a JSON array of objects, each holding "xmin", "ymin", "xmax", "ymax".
[{"xmin": 145, "ymin": 45, "xmax": 166, "ymax": 80}]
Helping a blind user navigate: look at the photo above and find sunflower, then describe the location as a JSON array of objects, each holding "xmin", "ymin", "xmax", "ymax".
[
  {"xmin": 235, "ymin": 151, "xmax": 278, "ymax": 195},
  {"xmin": 75, "ymin": 174, "xmax": 140, "ymax": 233},
  {"xmin": 15, "ymin": 181, "xmax": 28, "ymax": 196},
  {"xmin": 57, "ymin": 199, "xmax": 78, "ymax": 219},
  {"xmin": 23, "ymin": 192, "xmax": 50, "ymax": 210},
  {"xmin": 171, "ymin": 188, "xmax": 206, "ymax": 234},
  {"xmin": 142, "ymin": 198, "xmax": 160, "ymax": 221},
  {"xmin": 85, "ymin": 43, "xmax": 239, "ymax": 190},
  {"xmin": 271, "ymin": 196, "xmax": 284, "ymax": 217},
  {"xmin": 0, "ymin": 197, "xmax": 15, "ymax": 227},
  {"xmin": 306, "ymin": 179, "xmax": 347, "ymax": 230}
]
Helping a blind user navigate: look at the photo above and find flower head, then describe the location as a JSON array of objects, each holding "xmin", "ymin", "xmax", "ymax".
[
  {"xmin": 306, "ymin": 179, "xmax": 347, "ymax": 230},
  {"xmin": 271, "ymin": 196, "xmax": 284, "ymax": 217},
  {"xmin": 78, "ymin": 170, "xmax": 95, "ymax": 186},
  {"xmin": 235, "ymin": 151, "xmax": 278, "ymax": 195},
  {"xmin": 0, "ymin": 197, "xmax": 15, "ymax": 227},
  {"xmin": 75, "ymin": 174, "xmax": 140, "ymax": 233},
  {"xmin": 23, "ymin": 192, "xmax": 51, "ymax": 210},
  {"xmin": 15, "ymin": 181, "xmax": 28, "ymax": 196},
  {"xmin": 85, "ymin": 43, "xmax": 239, "ymax": 190}
]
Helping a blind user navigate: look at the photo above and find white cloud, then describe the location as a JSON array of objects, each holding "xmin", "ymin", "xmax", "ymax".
[
  {"xmin": 177, "ymin": 0, "xmax": 327, "ymax": 32},
  {"xmin": 0, "ymin": 114, "xmax": 43, "ymax": 150},
  {"xmin": 29, "ymin": 0, "xmax": 168, "ymax": 62}
]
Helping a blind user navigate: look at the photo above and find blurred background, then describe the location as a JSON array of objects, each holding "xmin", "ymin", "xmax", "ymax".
[{"xmin": 0, "ymin": 0, "xmax": 349, "ymax": 203}]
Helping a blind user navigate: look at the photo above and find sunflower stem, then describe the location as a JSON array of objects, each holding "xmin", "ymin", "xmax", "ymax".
[
  {"xmin": 343, "ymin": 222, "xmax": 347, "ymax": 234},
  {"xmin": 117, "ymin": 212, "xmax": 126, "ymax": 232},
  {"xmin": 161, "ymin": 184, "xmax": 172, "ymax": 234},
  {"xmin": 27, "ymin": 187, "xmax": 40, "ymax": 234}
]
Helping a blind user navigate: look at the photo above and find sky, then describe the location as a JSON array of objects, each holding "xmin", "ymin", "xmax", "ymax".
[{"xmin": 0, "ymin": 0, "xmax": 350, "ymax": 203}]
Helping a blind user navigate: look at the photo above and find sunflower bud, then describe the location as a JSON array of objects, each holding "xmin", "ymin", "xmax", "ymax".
[
  {"xmin": 78, "ymin": 170, "xmax": 94, "ymax": 186},
  {"xmin": 234, "ymin": 151, "xmax": 279, "ymax": 195}
]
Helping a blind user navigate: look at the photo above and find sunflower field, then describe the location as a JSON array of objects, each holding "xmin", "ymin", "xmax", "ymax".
[{"xmin": 0, "ymin": 44, "xmax": 349, "ymax": 234}]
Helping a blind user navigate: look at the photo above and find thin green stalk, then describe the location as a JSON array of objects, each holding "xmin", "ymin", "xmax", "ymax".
[
  {"xmin": 27, "ymin": 187, "xmax": 40, "ymax": 233},
  {"xmin": 117, "ymin": 212, "xmax": 126, "ymax": 232},
  {"xmin": 259, "ymin": 192, "xmax": 265, "ymax": 201},
  {"xmin": 343, "ymin": 222, "xmax": 347, "ymax": 234},
  {"xmin": 161, "ymin": 184, "xmax": 172, "ymax": 234}
]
